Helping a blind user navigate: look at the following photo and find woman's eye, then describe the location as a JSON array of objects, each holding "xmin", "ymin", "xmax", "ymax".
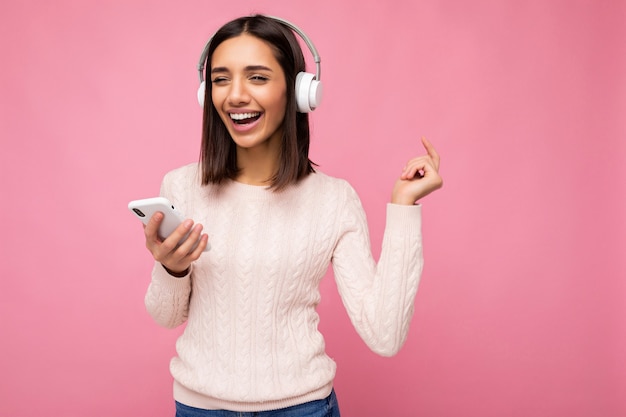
[
  {"xmin": 211, "ymin": 77, "xmax": 228, "ymax": 84},
  {"xmin": 250, "ymin": 75, "xmax": 269, "ymax": 82}
]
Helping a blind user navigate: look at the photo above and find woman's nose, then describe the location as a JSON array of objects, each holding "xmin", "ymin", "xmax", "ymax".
[{"xmin": 227, "ymin": 79, "xmax": 250, "ymax": 105}]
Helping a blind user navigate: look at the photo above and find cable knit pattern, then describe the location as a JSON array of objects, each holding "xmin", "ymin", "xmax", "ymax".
[{"xmin": 144, "ymin": 163, "xmax": 423, "ymax": 412}]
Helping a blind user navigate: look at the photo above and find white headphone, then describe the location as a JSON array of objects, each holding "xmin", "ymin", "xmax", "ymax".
[{"xmin": 196, "ymin": 16, "xmax": 323, "ymax": 113}]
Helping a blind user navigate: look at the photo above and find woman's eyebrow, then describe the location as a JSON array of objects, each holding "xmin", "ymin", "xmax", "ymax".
[
  {"xmin": 244, "ymin": 65, "xmax": 273, "ymax": 72},
  {"xmin": 211, "ymin": 65, "xmax": 273, "ymax": 74}
]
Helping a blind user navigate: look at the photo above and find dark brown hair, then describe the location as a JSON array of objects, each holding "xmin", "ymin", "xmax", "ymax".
[{"xmin": 199, "ymin": 15, "xmax": 315, "ymax": 191}]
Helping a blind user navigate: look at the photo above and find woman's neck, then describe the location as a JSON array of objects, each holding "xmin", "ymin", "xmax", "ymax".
[{"xmin": 235, "ymin": 145, "xmax": 279, "ymax": 186}]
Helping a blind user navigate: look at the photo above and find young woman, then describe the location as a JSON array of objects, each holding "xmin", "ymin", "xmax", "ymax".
[{"xmin": 142, "ymin": 14, "xmax": 442, "ymax": 417}]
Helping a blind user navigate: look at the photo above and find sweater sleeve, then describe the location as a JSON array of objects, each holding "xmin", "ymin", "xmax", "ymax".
[
  {"xmin": 143, "ymin": 170, "xmax": 193, "ymax": 329},
  {"xmin": 331, "ymin": 185, "xmax": 423, "ymax": 356},
  {"xmin": 144, "ymin": 263, "xmax": 192, "ymax": 328}
]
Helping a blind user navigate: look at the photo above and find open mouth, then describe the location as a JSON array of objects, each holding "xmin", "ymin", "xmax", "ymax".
[{"xmin": 229, "ymin": 112, "xmax": 262, "ymax": 125}]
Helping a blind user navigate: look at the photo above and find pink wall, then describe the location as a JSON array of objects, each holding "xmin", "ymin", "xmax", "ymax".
[{"xmin": 1, "ymin": 1, "xmax": 624, "ymax": 416}]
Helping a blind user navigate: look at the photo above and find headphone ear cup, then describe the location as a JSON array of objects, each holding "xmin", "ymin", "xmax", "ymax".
[
  {"xmin": 295, "ymin": 72, "xmax": 323, "ymax": 113},
  {"xmin": 197, "ymin": 81, "xmax": 206, "ymax": 107}
]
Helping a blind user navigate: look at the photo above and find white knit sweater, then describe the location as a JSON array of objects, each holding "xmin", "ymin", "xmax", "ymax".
[{"xmin": 144, "ymin": 163, "xmax": 423, "ymax": 412}]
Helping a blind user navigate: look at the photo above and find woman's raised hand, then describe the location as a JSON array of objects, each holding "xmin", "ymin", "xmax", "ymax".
[
  {"xmin": 144, "ymin": 212, "xmax": 209, "ymax": 275},
  {"xmin": 391, "ymin": 137, "xmax": 443, "ymax": 205}
]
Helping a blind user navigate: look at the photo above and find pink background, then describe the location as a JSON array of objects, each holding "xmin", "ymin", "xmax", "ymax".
[{"xmin": 1, "ymin": 1, "xmax": 624, "ymax": 416}]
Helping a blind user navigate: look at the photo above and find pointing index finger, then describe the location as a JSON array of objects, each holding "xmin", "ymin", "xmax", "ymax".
[{"xmin": 421, "ymin": 136, "xmax": 440, "ymax": 167}]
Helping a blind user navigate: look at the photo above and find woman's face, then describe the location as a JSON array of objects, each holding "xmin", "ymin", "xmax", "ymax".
[{"xmin": 210, "ymin": 34, "xmax": 288, "ymax": 152}]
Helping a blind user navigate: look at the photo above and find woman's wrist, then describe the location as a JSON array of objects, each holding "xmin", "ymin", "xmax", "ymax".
[
  {"xmin": 391, "ymin": 194, "xmax": 418, "ymax": 205},
  {"xmin": 162, "ymin": 264, "xmax": 190, "ymax": 278}
]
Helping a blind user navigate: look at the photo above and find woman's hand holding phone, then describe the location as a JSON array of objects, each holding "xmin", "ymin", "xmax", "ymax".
[
  {"xmin": 144, "ymin": 212, "xmax": 209, "ymax": 276},
  {"xmin": 128, "ymin": 197, "xmax": 209, "ymax": 277}
]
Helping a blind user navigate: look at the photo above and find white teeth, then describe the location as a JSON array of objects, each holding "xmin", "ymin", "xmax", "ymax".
[{"xmin": 229, "ymin": 112, "xmax": 260, "ymax": 120}]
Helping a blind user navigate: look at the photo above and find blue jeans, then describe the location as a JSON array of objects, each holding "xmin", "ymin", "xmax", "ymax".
[{"xmin": 175, "ymin": 389, "xmax": 340, "ymax": 417}]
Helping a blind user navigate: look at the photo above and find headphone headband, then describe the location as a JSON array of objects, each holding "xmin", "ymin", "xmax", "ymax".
[
  {"xmin": 196, "ymin": 15, "xmax": 323, "ymax": 113},
  {"xmin": 197, "ymin": 16, "xmax": 321, "ymax": 84}
]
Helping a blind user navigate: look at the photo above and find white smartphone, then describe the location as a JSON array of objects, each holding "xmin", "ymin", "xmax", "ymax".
[{"xmin": 128, "ymin": 197, "xmax": 208, "ymax": 251}]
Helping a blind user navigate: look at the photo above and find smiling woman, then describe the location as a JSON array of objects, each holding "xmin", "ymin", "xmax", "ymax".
[
  {"xmin": 3, "ymin": 1, "xmax": 624, "ymax": 415},
  {"xmin": 139, "ymin": 14, "xmax": 443, "ymax": 417}
]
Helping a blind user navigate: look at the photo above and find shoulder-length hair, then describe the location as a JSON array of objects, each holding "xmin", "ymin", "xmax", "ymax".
[{"xmin": 199, "ymin": 14, "xmax": 315, "ymax": 191}]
